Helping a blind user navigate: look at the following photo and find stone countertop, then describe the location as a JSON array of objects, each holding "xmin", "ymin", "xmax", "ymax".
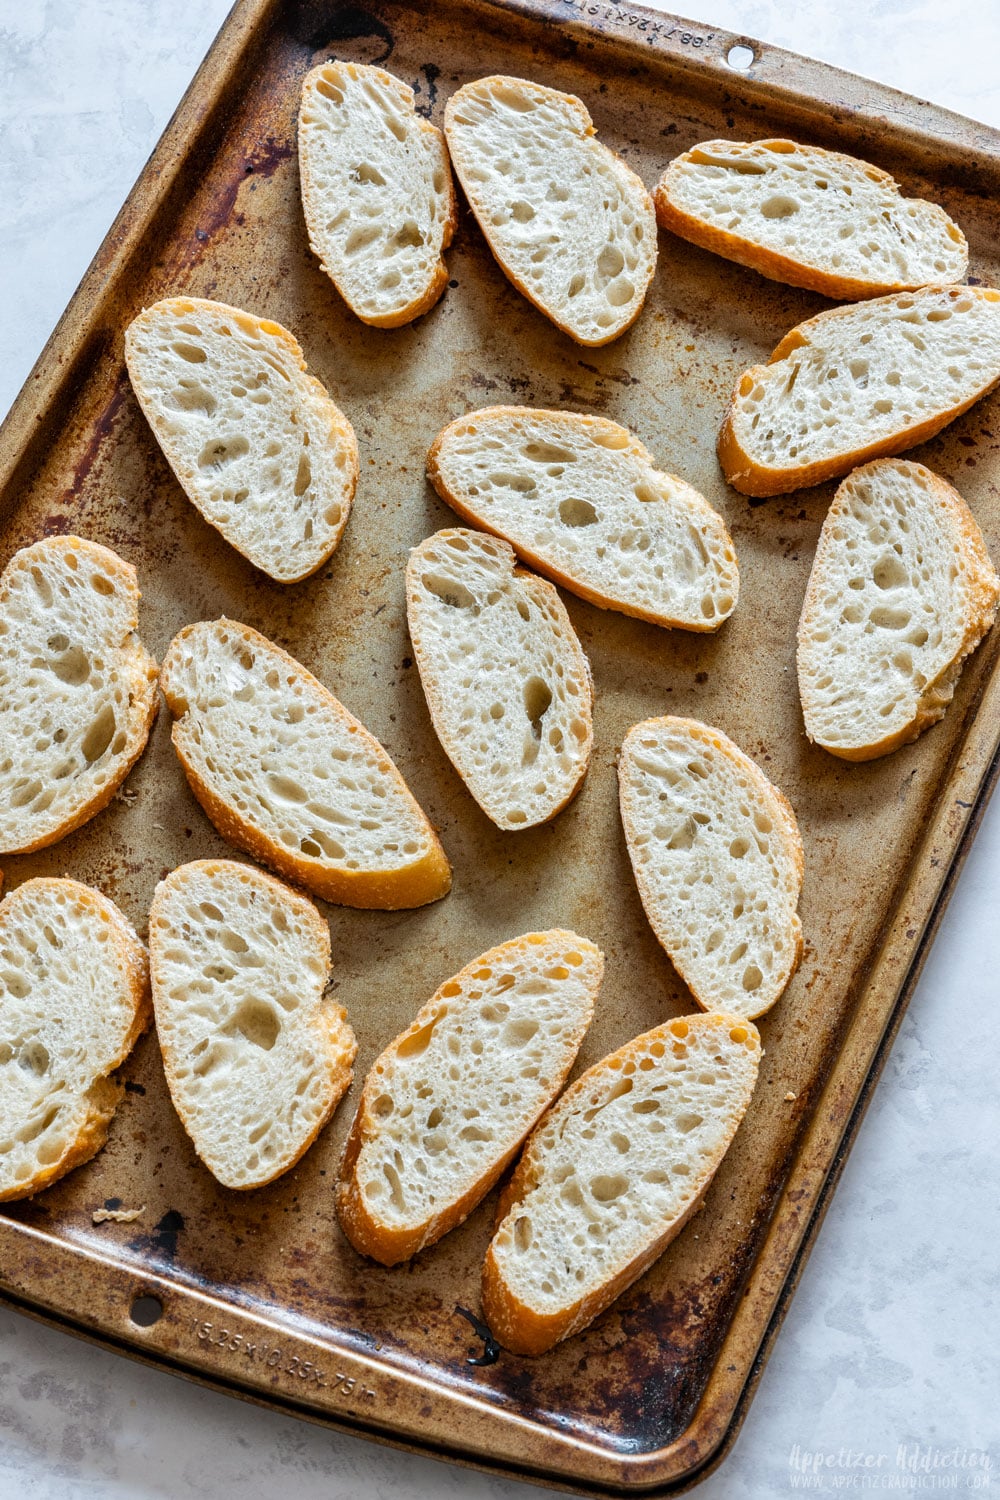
[{"xmin": 0, "ymin": 2, "xmax": 997, "ymax": 1496}]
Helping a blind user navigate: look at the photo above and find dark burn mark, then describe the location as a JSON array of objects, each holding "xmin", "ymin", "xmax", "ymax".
[
  {"xmin": 124, "ymin": 1081, "xmax": 146, "ymax": 1096},
  {"xmin": 303, "ymin": 6, "xmax": 395, "ymax": 64},
  {"xmin": 194, "ymin": 138, "xmax": 294, "ymax": 246},
  {"xmin": 63, "ymin": 376, "xmax": 129, "ymax": 505},
  {"xmin": 103, "ymin": 1197, "xmax": 123, "ymax": 1211},
  {"xmin": 455, "ymin": 1305, "xmax": 501, "ymax": 1366},
  {"xmin": 414, "ymin": 63, "xmax": 441, "ymax": 118},
  {"xmin": 152, "ymin": 1209, "xmax": 185, "ymax": 1260}
]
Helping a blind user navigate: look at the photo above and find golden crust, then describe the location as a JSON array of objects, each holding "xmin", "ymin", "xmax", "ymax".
[
  {"xmin": 336, "ymin": 931, "xmax": 603, "ymax": 1265},
  {"xmin": 796, "ymin": 460, "xmax": 1000, "ymax": 761},
  {"xmin": 481, "ymin": 1012, "xmax": 760, "ymax": 1355},
  {"xmin": 444, "ymin": 78, "xmax": 655, "ymax": 348},
  {"xmin": 618, "ymin": 716, "xmax": 804, "ymax": 1019},
  {"xmin": 161, "ymin": 619, "xmax": 452, "ymax": 910},
  {"xmin": 654, "ymin": 138, "xmax": 968, "ymax": 301},
  {"xmin": 718, "ymin": 287, "xmax": 1000, "ymax": 497},
  {"xmin": 148, "ymin": 859, "xmax": 356, "ymax": 1191},
  {"xmin": 427, "ymin": 406, "xmax": 738, "ymax": 630},
  {"xmin": 298, "ymin": 63, "xmax": 457, "ymax": 329},
  {"xmin": 0, "ymin": 878, "xmax": 151, "ymax": 1203}
]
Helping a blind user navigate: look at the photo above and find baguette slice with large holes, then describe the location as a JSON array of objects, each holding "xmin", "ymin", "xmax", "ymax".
[
  {"xmin": 160, "ymin": 619, "xmax": 451, "ymax": 910},
  {"xmin": 482, "ymin": 1012, "xmax": 760, "ymax": 1355},
  {"xmin": 125, "ymin": 298, "xmax": 358, "ymax": 582},
  {"xmin": 797, "ymin": 460, "xmax": 999, "ymax": 760},
  {"xmin": 428, "ymin": 408, "xmax": 739, "ymax": 630},
  {"xmin": 0, "ymin": 536, "xmax": 158, "ymax": 855},
  {"xmin": 719, "ymin": 285, "xmax": 1000, "ymax": 497},
  {"xmin": 298, "ymin": 62, "xmax": 456, "ymax": 327},
  {"xmin": 0, "ymin": 878, "xmax": 150, "ymax": 1202},
  {"xmin": 336, "ymin": 930, "xmax": 604, "ymax": 1265},
  {"xmin": 444, "ymin": 76, "xmax": 657, "ymax": 346},
  {"xmin": 149, "ymin": 860, "xmax": 356, "ymax": 1189},
  {"xmin": 406, "ymin": 529, "xmax": 593, "ymax": 829},
  {"xmin": 619, "ymin": 718, "xmax": 803, "ymax": 1019},
  {"xmin": 654, "ymin": 139, "xmax": 968, "ymax": 300}
]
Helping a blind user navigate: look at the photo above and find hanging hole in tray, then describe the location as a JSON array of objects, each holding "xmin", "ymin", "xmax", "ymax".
[
  {"xmin": 129, "ymin": 1292, "xmax": 163, "ymax": 1327},
  {"xmin": 726, "ymin": 43, "xmax": 756, "ymax": 70}
]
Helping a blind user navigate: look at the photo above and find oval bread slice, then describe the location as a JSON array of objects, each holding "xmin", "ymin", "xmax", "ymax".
[
  {"xmin": 125, "ymin": 297, "xmax": 358, "ymax": 582},
  {"xmin": 619, "ymin": 717, "xmax": 803, "ymax": 1019},
  {"xmin": 444, "ymin": 76, "xmax": 657, "ymax": 346},
  {"xmin": 406, "ymin": 529, "xmax": 593, "ymax": 829},
  {"xmin": 655, "ymin": 138, "xmax": 968, "ymax": 300},
  {"xmin": 719, "ymin": 285, "xmax": 1000, "ymax": 497},
  {"xmin": 482, "ymin": 1011, "xmax": 761, "ymax": 1355},
  {"xmin": 160, "ymin": 618, "xmax": 451, "ymax": 909},
  {"xmin": 428, "ymin": 408, "xmax": 739, "ymax": 630},
  {"xmin": 298, "ymin": 61, "xmax": 456, "ymax": 327},
  {"xmin": 797, "ymin": 459, "xmax": 1000, "ymax": 760},
  {"xmin": 0, "ymin": 877, "xmax": 150, "ymax": 1201},
  {"xmin": 336, "ymin": 930, "xmax": 604, "ymax": 1265},
  {"xmin": 149, "ymin": 860, "xmax": 357, "ymax": 1189},
  {"xmin": 0, "ymin": 536, "xmax": 158, "ymax": 855}
]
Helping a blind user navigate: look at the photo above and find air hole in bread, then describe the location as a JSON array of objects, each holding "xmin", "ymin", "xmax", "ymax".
[
  {"xmin": 172, "ymin": 341, "xmax": 207, "ymax": 364},
  {"xmin": 197, "ymin": 435, "xmax": 249, "ymax": 471},
  {"xmin": 421, "ymin": 573, "xmax": 477, "ymax": 610},
  {"xmin": 81, "ymin": 704, "xmax": 117, "ymax": 763},
  {"xmin": 558, "ymin": 497, "xmax": 598, "ymax": 527}
]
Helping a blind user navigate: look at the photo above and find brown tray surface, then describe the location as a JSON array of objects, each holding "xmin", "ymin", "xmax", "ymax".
[{"xmin": 2, "ymin": 0, "xmax": 1000, "ymax": 1493}]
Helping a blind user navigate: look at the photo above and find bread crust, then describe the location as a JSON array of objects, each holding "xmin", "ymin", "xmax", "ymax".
[
  {"xmin": 719, "ymin": 287, "xmax": 1000, "ymax": 497},
  {"xmin": 427, "ymin": 406, "xmax": 739, "ymax": 630},
  {"xmin": 618, "ymin": 716, "xmax": 804, "ymax": 1018},
  {"xmin": 160, "ymin": 619, "xmax": 452, "ymax": 909},
  {"xmin": 444, "ymin": 77, "xmax": 656, "ymax": 347},
  {"xmin": 336, "ymin": 930, "xmax": 603, "ymax": 1264},
  {"xmin": 655, "ymin": 138, "xmax": 968, "ymax": 300},
  {"xmin": 149, "ymin": 860, "xmax": 356, "ymax": 1190},
  {"xmin": 0, "ymin": 536, "xmax": 159, "ymax": 855},
  {"xmin": 796, "ymin": 460, "xmax": 1000, "ymax": 760},
  {"xmin": 481, "ymin": 1012, "xmax": 760, "ymax": 1355},
  {"xmin": 298, "ymin": 63, "xmax": 457, "ymax": 328},
  {"xmin": 405, "ymin": 530, "xmax": 594, "ymax": 828},
  {"xmin": 0, "ymin": 878, "xmax": 151, "ymax": 1203},
  {"xmin": 125, "ymin": 298, "xmax": 359, "ymax": 582}
]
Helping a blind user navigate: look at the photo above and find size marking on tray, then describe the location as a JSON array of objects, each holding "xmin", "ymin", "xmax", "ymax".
[
  {"xmin": 557, "ymin": 0, "xmax": 716, "ymax": 47},
  {"xmin": 191, "ymin": 1320, "xmax": 377, "ymax": 1401}
]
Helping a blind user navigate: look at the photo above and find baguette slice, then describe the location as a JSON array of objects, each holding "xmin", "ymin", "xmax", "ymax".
[
  {"xmin": 797, "ymin": 460, "xmax": 999, "ymax": 760},
  {"xmin": 482, "ymin": 1012, "xmax": 760, "ymax": 1355},
  {"xmin": 0, "ymin": 878, "xmax": 150, "ymax": 1201},
  {"xmin": 0, "ymin": 536, "xmax": 158, "ymax": 855},
  {"xmin": 298, "ymin": 61, "xmax": 456, "ymax": 327},
  {"xmin": 619, "ymin": 717, "xmax": 803, "ymax": 1019},
  {"xmin": 160, "ymin": 619, "xmax": 451, "ymax": 909},
  {"xmin": 406, "ymin": 529, "xmax": 593, "ymax": 829},
  {"xmin": 428, "ymin": 408, "xmax": 739, "ymax": 630},
  {"xmin": 444, "ymin": 76, "xmax": 657, "ymax": 346},
  {"xmin": 125, "ymin": 298, "xmax": 358, "ymax": 582},
  {"xmin": 149, "ymin": 860, "xmax": 356, "ymax": 1189},
  {"xmin": 719, "ymin": 285, "xmax": 1000, "ymax": 497},
  {"xmin": 337, "ymin": 930, "xmax": 603, "ymax": 1264},
  {"xmin": 655, "ymin": 138, "xmax": 968, "ymax": 300}
]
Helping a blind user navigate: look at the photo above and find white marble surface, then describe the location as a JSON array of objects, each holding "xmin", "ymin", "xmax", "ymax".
[{"xmin": 0, "ymin": 2, "xmax": 998, "ymax": 1496}]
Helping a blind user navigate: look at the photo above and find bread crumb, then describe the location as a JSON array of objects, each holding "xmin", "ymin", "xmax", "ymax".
[
  {"xmin": 92, "ymin": 1204, "xmax": 145, "ymax": 1224},
  {"xmin": 784, "ymin": 1091, "xmax": 797, "ymax": 1102}
]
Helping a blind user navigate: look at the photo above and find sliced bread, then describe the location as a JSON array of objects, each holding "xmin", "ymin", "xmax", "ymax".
[
  {"xmin": 655, "ymin": 138, "xmax": 968, "ymax": 300},
  {"xmin": 125, "ymin": 297, "xmax": 358, "ymax": 582},
  {"xmin": 428, "ymin": 407, "xmax": 739, "ymax": 630},
  {"xmin": 406, "ymin": 529, "xmax": 593, "ymax": 829},
  {"xmin": 336, "ymin": 930, "xmax": 603, "ymax": 1264},
  {"xmin": 0, "ymin": 877, "xmax": 150, "ymax": 1202},
  {"xmin": 719, "ymin": 285, "xmax": 1000, "ymax": 497},
  {"xmin": 797, "ymin": 459, "xmax": 1000, "ymax": 760},
  {"xmin": 618, "ymin": 717, "xmax": 803, "ymax": 1019},
  {"xmin": 444, "ymin": 76, "xmax": 657, "ymax": 346},
  {"xmin": 149, "ymin": 860, "xmax": 356, "ymax": 1189},
  {"xmin": 482, "ymin": 1011, "xmax": 760, "ymax": 1355},
  {"xmin": 0, "ymin": 536, "xmax": 158, "ymax": 855},
  {"xmin": 160, "ymin": 618, "xmax": 451, "ymax": 910},
  {"xmin": 298, "ymin": 61, "xmax": 456, "ymax": 327}
]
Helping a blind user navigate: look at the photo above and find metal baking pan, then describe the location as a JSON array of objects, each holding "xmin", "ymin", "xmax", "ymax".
[{"xmin": 2, "ymin": 0, "xmax": 999, "ymax": 1491}]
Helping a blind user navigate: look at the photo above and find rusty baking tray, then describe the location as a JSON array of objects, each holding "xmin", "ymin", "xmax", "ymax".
[{"xmin": 2, "ymin": 0, "xmax": 999, "ymax": 1491}]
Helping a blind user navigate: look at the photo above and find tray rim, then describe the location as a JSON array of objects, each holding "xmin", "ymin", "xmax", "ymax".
[{"xmin": 2, "ymin": 0, "xmax": 1000, "ymax": 1492}]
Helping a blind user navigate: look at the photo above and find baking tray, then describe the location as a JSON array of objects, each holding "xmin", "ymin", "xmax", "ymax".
[{"xmin": 2, "ymin": 0, "xmax": 999, "ymax": 1491}]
